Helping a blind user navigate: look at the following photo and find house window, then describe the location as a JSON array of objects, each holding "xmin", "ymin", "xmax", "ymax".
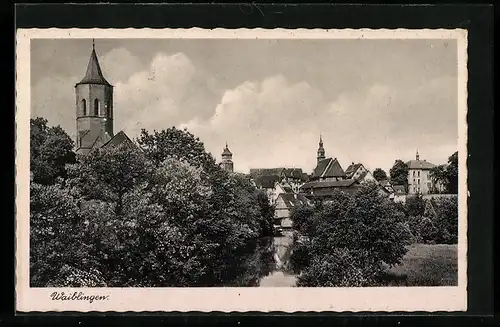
[
  {"xmin": 94, "ymin": 99, "xmax": 100, "ymax": 116},
  {"xmin": 418, "ymin": 179, "xmax": 420, "ymax": 185},
  {"xmin": 418, "ymin": 171, "xmax": 420, "ymax": 177},
  {"xmin": 413, "ymin": 171, "xmax": 415, "ymax": 177},
  {"xmin": 81, "ymin": 99, "xmax": 87, "ymax": 115}
]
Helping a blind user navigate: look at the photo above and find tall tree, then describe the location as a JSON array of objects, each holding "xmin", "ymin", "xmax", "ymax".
[
  {"xmin": 136, "ymin": 127, "xmax": 217, "ymax": 170},
  {"xmin": 372, "ymin": 168, "xmax": 388, "ymax": 182},
  {"xmin": 291, "ymin": 182, "xmax": 410, "ymax": 287},
  {"xmin": 30, "ymin": 117, "xmax": 76, "ymax": 185},
  {"xmin": 429, "ymin": 165, "xmax": 447, "ymax": 193},
  {"xmin": 66, "ymin": 143, "xmax": 151, "ymax": 216},
  {"xmin": 389, "ymin": 160, "xmax": 409, "ymax": 191},
  {"xmin": 446, "ymin": 151, "xmax": 458, "ymax": 194}
]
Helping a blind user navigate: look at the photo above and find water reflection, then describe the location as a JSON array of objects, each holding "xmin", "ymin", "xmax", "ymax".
[
  {"xmin": 226, "ymin": 233, "xmax": 298, "ymax": 287},
  {"xmin": 258, "ymin": 233, "xmax": 298, "ymax": 287}
]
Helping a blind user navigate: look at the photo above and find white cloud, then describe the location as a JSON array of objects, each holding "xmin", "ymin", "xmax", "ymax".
[
  {"xmin": 113, "ymin": 52, "xmax": 217, "ymax": 137},
  {"xmin": 30, "ymin": 42, "xmax": 457, "ymax": 175},
  {"xmin": 183, "ymin": 74, "xmax": 457, "ymax": 174},
  {"xmin": 182, "ymin": 75, "xmax": 331, "ymax": 173}
]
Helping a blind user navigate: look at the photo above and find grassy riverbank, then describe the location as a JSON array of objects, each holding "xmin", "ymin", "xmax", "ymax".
[{"xmin": 382, "ymin": 243, "xmax": 458, "ymax": 286}]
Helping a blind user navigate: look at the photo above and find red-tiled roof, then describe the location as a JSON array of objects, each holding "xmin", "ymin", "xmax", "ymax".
[
  {"xmin": 405, "ymin": 159, "xmax": 436, "ymax": 170},
  {"xmin": 76, "ymin": 48, "xmax": 112, "ymax": 87}
]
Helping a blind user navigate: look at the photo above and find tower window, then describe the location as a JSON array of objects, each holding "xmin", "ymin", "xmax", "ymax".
[
  {"xmin": 94, "ymin": 99, "xmax": 100, "ymax": 116},
  {"xmin": 81, "ymin": 99, "xmax": 87, "ymax": 115},
  {"xmin": 106, "ymin": 101, "xmax": 111, "ymax": 117}
]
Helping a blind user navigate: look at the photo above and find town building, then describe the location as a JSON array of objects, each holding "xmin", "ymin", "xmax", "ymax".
[
  {"xmin": 220, "ymin": 142, "xmax": 234, "ymax": 173},
  {"xmin": 274, "ymin": 193, "xmax": 311, "ymax": 229},
  {"xmin": 311, "ymin": 158, "xmax": 347, "ymax": 182},
  {"xmin": 406, "ymin": 150, "xmax": 437, "ymax": 195},
  {"xmin": 74, "ymin": 40, "xmax": 135, "ymax": 155},
  {"xmin": 249, "ymin": 167, "xmax": 308, "ymax": 203},
  {"xmin": 344, "ymin": 162, "xmax": 377, "ymax": 184},
  {"xmin": 300, "ymin": 179, "xmax": 361, "ymax": 199},
  {"xmin": 392, "ymin": 185, "xmax": 407, "ymax": 203}
]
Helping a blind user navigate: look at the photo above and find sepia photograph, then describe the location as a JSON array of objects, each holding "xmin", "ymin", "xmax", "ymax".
[{"xmin": 16, "ymin": 28, "xmax": 468, "ymax": 312}]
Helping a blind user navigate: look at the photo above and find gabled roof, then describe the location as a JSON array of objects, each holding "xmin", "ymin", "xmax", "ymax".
[
  {"xmin": 345, "ymin": 163, "xmax": 362, "ymax": 178},
  {"xmin": 76, "ymin": 47, "xmax": 112, "ymax": 87},
  {"xmin": 405, "ymin": 159, "xmax": 436, "ymax": 170},
  {"xmin": 249, "ymin": 168, "xmax": 285, "ymax": 178},
  {"xmin": 253, "ymin": 175, "xmax": 281, "ymax": 189},
  {"xmin": 102, "ymin": 130, "xmax": 137, "ymax": 150},
  {"xmin": 277, "ymin": 193, "xmax": 310, "ymax": 209},
  {"xmin": 301, "ymin": 179, "xmax": 358, "ymax": 190},
  {"xmin": 312, "ymin": 158, "xmax": 346, "ymax": 179},
  {"xmin": 282, "ymin": 168, "xmax": 304, "ymax": 179}
]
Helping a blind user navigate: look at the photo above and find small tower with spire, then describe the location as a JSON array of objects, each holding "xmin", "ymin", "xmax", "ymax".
[
  {"xmin": 75, "ymin": 39, "xmax": 114, "ymax": 154},
  {"xmin": 317, "ymin": 134, "xmax": 326, "ymax": 164},
  {"xmin": 221, "ymin": 142, "xmax": 234, "ymax": 173},
  {"xmin": 416, "ymin": 149, "xmax": 420, "ymax": 161}
]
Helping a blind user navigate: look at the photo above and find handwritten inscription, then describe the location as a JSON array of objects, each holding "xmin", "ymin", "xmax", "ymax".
[{"xmin": 50, "ymin": 292, "xmax": 109, "ymax": 303}]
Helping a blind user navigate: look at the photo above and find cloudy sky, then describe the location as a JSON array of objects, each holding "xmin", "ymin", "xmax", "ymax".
[{"xmin": 30, "ymin": 38, "xmax": 458, "ymax": 174}]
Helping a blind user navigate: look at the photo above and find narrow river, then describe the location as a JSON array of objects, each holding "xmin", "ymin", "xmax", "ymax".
[{"xmin": 258, "ymin": 231, "xmax": 297, "ymax": 287}]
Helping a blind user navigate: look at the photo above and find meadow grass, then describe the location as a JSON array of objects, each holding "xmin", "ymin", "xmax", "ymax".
[{"xmin": 380, "ymin": 243, "xmax": 458, "ymax": 286}]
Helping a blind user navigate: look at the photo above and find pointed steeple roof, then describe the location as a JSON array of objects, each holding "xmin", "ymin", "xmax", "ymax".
[
  {"xmin": 76, "ymin": 40, "xmax": 112, "ymax": 86},
  {"xmin": 222, "ymin": 142, "xmax": 232, "ymax": 156}
]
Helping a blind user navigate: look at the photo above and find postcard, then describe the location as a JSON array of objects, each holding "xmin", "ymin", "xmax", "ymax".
[{"xmin": 16, "ymin": 27, "xmax": 468, "ymax": 312}]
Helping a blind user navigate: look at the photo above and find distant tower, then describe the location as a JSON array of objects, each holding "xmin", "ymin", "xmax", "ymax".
[
  {"xmin": 317, "ymin": 134, "xmax": 326, "ymax": 163},
  {"xmin": 416, "ymin": 150, "xmax": 420, "ymax": 161},
  {"xmin": 221, "ymin": 142, "xmax": 234, "ymax": 173},
  {"xmin": 75, "ymin": 39, "xmax": 114, "ymax": 154}
]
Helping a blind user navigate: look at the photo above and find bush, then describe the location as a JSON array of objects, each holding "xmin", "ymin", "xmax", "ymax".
[
  {"xmin": 402, "ymin": 196, "xmax": 458, "ymax": 245},
  {"xmin": 290, "ymin": 183, "xmax": 411, "ymax": 286},
  {"xmin": 296, "ymin": 249, "xmax": 372, "ymax": 287}
]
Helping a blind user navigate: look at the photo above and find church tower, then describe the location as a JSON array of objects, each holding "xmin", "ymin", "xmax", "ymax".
[
  {"xmin": 75, "ymin": 40, "xmax": 114, "ymax": 154},
  {"xmin": 317, "ymin": 134, "xmax": 326, "ymax": 163},
  {"xmin": 221, "ymin": 142, "xmax": 234, "ymax": 173}
]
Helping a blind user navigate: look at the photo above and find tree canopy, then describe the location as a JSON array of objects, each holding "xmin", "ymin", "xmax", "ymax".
[
  {"xmin": 389, "ymin": 160, "xmax": 409, "ymax": 191},
  {"xmin": 290, "ymin": 182, "xmax": 411, "ymax": 287},
  {"xmin": 372, "ymin": 168, "xmax": 388, "ymax": 182},
  {"xmin": 30, "ymin": 117, "xmax": 76, "ymax": 185},
  {"xmin": 30, "ymin": 124, "xmax": 275, "ymax": 287}
]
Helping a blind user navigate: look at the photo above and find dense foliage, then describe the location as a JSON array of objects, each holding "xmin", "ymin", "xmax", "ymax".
[
  {"xmin": 30, "ymin": 122, "xmax": 275, "ymax": 287},
  {"xmin": 403, "ymin": 194, "xmax": 458, "ymax": 244},
  {"xmin": 372, "ymin": 168, "xmax": 388, "ymax": 182},
  {"xmin": 389, "ymin": 160, "xmax": 409, "ymax": 191},
  {"xmin": 429, "ymin": 151, "xmax": 459, "ymax": 194},
  {"xmin": 290, "ymin": 182, "xmax": 411, "ymax": 287},
  {"xmin": 30, "ymin": 118, "xmax": 76, "ymax": 185}
]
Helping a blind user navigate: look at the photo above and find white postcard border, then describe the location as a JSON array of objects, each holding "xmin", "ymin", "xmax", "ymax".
[{"xmin": 16, "ymin": 28, "xmax": 468, "ymax": 312}]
